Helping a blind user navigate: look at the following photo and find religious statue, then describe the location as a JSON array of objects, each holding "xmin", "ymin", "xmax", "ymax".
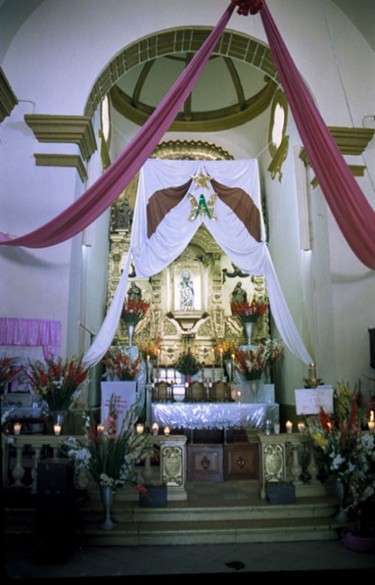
[
  {"xmin": 179, "ymin": 269, "xmax": 194, "ymax": 310},
  {"xmin": 127, "ymin": 281, "xmax": 142, "ymax": 303},
  {"xmin": 231, "ymin": 281, "xmax": 248, "ymax": 304}
]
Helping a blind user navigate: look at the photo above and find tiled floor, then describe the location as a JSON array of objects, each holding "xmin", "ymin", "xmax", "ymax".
[{"xmin": 3, "ymin": 481, "xmax": 375, "ymax": 582}]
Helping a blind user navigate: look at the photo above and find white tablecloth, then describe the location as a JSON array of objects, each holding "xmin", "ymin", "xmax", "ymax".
[{"xmin": 151, "ymin": 402, "xmax": 279, "ymax": 430}]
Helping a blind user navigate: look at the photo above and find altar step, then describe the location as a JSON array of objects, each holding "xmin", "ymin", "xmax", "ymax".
[{"xmin": 4, "ymin": 481, "xmax": 343, "ymax": 547}]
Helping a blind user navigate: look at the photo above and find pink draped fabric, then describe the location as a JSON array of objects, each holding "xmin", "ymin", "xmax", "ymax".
[
  {"xmin": 0, "ymin": 317, "xmax": 61, "ymax": 358},
  {"xmin": 1, "ymin": 0, "xmax": 373, "ymax": 270},
  {"xmin": 258, "ymin": 1, "xmax": 375, "ymax": 270},
  {"xmin": 0, "ymin": 3, "xmax": 236, "ymax": 249}
]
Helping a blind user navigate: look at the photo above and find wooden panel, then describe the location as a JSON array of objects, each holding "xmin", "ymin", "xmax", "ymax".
[
  {"xmin": 187, "ymin": 444, "xmax": 223, "ymax": 482},
  {"xmin": 224, "ymin": 442, "xmax": 259, "ymax": 480}
]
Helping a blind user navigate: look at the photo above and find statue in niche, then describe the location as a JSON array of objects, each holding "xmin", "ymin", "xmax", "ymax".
[
  {"xmin": 114, "ymin": 198, "xmax": 133, "ymax": 230},
  {"xmin": 179, "ymin": 269, "xmax": 194, "ymax": 311},
  {"xmin": 231, "ymin": 281, "xmax": 248, "ymax": 304},
  {"xmin": 127, "ymin": 281, "xmax": 142, "ymax": 303}
]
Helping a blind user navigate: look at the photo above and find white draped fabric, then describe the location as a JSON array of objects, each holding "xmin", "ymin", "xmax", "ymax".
[{"xmin": 83, "ymin": 159, "xmax": 312, "ymax": 367}]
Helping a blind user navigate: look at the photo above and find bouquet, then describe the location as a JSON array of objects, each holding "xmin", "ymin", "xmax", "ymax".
[
  {"xmin": 25, "ymin": 355, "xmax": 89, "ymax": 411},
  {"xmin": 0, "ymin": 353, "xmax": 22, "ymax": 388},
  {"xmin": 61, "ymin": 398, "xmax": 152, "ymax": 488},
  {"xmin": 101, "ymin": 346, "xmax": 140, "ymax": 381},
  {"xmin": 306, "ymin": 382, "xmax": 375, "ymax": 507},
  {"xmin": 231, "ymin": 296, "xmax": 269, "ymax": 323},
  {"xmin": 121, "ymin": 298, "xmax": 150, "ymax": 325},
  {"xmin": 234, "ymin": 338, "xmax": 283, "ymax": 380}
]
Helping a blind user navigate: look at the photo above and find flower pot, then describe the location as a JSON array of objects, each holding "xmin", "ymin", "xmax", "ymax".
[{"xmin": 342, "ymin": 530, "xmax": 375, "ymax": 553}]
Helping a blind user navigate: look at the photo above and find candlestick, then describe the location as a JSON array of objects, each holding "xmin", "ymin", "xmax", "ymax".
[
  {"xmin": 368, "ymin": 410, "xmax": 375, "ymax": 432},
  {"xmin": 212, "ymin": 349, "xmax": 215, "ymax": 382},
  {"xmin": 286, "ymin": 420, "xmax": 293, "ymax": 434},
  {"xmin": 146, "ymin": 355, "xmax": 150, "ymax": 384},
  {"xmin": 157, "ymin": 349, "xmax": 160, "ymax": 377},
  {"xmin": 13, "ymin": 422, "xmax": 21, "ymax": 435},
  {"xmin": 231, "ymin": 353, "xmax": 235, "ymax": 382},
  {"xmin": 54, "ymin": 423, "xmax": 62, "ymax": 436}
]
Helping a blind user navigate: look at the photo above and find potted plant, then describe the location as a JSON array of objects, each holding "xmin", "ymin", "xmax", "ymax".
[
  {"xmin": 175, "ymin": 351, "xmax": 201, "ymax": 382},
  {"xmin": 306, "ymin": 381, "xmax": 375, "ymax": 551}
]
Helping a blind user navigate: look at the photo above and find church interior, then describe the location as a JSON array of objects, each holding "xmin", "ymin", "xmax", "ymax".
[{"xmin": 1, "ymin": 0, "xmax": 375, "ymax": 579}]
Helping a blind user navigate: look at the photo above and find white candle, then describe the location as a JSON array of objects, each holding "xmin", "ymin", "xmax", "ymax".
[
  {"xmin": 151, "ymin": 422, "xmax": 159, "ymax": 436},
  {"xmin": 286, "ymin": 420, "xmax": 293, "ymax": 434},
  {"xmin": 97, "ymin": 424, "xmax": 105, "ymax": 435},
  {"xmin": 136, "ymin": 423, "xmax": 144, "ymax": 434},
  {"xmin": 54, "ymin": 423, "xmax": 62, "ymax": 436},
  {"xmin": 297, "ymin": 422, "xmax": 305, "ymax": 433},
  {"xmin": 164, "ymin": 426, "xmax": 171, "ymax": 436},
  {"xmin": 13, "ymin": 422, "xmax": 21, "ymax": 435},
  {"xmin": 273, "ymin": 423, "xmax": 280, "ymax": 434}
]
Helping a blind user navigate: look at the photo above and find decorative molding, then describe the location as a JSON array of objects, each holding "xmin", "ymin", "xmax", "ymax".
[
  {"xmin": 310, "ymin": 164, "xmax": 367, "ymax": 188},
  {"xmin": 267, "ymin": 135, "xmax": 289, "ymax": 182},
  {"xmin": 0, "ymin": 67, "xmax": 18, "ymax": 122},
  {"xmin": 299, "ymin": 126, "xmax": 374, "ymax": 166},
  {"xmin": 34, "ymin": 153, "xmax": 87, "ymax": 182},
  {"xmin": 24, "ymin": 114, "xmax": 97, "ymax": 160}
]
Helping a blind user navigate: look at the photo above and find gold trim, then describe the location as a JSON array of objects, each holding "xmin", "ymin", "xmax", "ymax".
[
  {"xmin": 151, "ymin": 139, "xmax": 234, "ymax": 161},
  {"xmin": 267, "ymin": 135, "xmax": 289, "ymax": 182},
  {"xmin": 34, "ymin": 153, "xmax": 87, "ymax": 182},
  {"xmin": 299, "ymin": 126, "xmax": 375, "ymax": 165},
  {"xmin": 24, "ymin": 114, "xmax": 97, "ymax": 160},
  {"xmin": 0, "ymin": 67, "xmax": 18, "ymax": 122}
]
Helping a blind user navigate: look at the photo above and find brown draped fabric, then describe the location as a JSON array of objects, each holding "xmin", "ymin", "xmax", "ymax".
[
  {"xmin": 211, "ymin": 178, "xmax": 262, "ymax": 242},
  {"xmin": 147, "ymin": 180, "xmax": 192, "ymax": 238}
]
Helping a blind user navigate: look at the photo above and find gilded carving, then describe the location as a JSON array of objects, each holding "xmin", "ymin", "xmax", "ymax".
[
  {"xmin": 263, "ymin": 444, "xmax": 285, "ymax": 483},
  {"xmin": 161, "ymin": 446, "xmax": 183, "ymax": 486}
]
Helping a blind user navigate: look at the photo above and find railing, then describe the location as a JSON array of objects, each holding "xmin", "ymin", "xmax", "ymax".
[{"xmin": 3, "ymin": 431, "xmax": 329, "ymax": 501}]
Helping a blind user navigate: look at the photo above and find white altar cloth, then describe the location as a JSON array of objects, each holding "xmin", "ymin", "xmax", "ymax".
[{"xmin": 151, "ymin": 402, "xmax": 279, "ymax": 430}]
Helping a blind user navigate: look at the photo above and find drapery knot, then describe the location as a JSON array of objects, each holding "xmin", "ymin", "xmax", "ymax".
[{"xmin": 231, "ymin": 0, "xmax": 263, "ymax": 16}]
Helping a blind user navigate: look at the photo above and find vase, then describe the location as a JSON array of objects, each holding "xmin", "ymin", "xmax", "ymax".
[
  {"xmin": 334, "ymin": 479, "xmax": 349, "ymax": 524},
  {"xmin": 99, "ymin": 485, "xmax": 118, "ymax": 530},
  {"xmin": 244, "ymin": 322, "xmax": 253, "ymax": 346},
  {"xmin": 127, "ymin": 322, "xmax": 135, "ymax": 348}
]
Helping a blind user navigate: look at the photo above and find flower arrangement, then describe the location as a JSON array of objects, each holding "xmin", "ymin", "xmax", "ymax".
[
  {"xmin": 25, "ymin": 355, "xmax": 89, "ymax": 411},
  {"xmin": 0, "ymin": 353, "xmax": 22, "ymax": 387},
  {"xmin": 175, "ymin": 351, "xmax": 201, "ymax": 376},
  {"xmin": 234, "ymin": 338, "xmax": 283, "ymax": 380},
  {"xmin": 231, "ymin": 295, "xmax": 269, "ymax": 323},
  {"xmin": 101, "ymin": 346, "xmax": 141, "ymax": 381},
  {"xmin": 61, "ymin": 398, "xmax": 152, "ymax": 489},
  {"xmin": 121, "ymin": 298, "xmax": 150, "ymax": 325},
  {"xmin": 306, "ymin": 382, "xmax": 375, "ymax": 509}
]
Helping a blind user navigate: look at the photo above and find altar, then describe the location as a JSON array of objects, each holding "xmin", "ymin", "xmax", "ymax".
[{"xmin": 151, "ymin": 402, "xmax": 279, "ymax": 431}]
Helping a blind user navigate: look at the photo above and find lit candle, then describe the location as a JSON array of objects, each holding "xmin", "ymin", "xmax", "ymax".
[
  {"xmin": 286, "ymin": 420, "xmax": 293, "ymax": 434},
  {"xmin": 368, "ymin": 410, "xmax": 375, "ymax": 432},
  {"xmin": 136, "ymin": 423, "xmax": 144, "ymax": 434},
  {"xmin": 164, "ymin": 426, "xmax": 171, "ymax": 436},
  {"xmin": 54, "ymin": 423, "xmax": 62, "ymax": 436},
  {"xmin": 151, "ymin": 422, "xmax": 159, "ymax": 436},
  {"xmin": 146, "ymin": 354, "xmax": 150, "ymax": 383},
  {"xmin": 13, "ymin": 422, "xmax": 21, "ymax": 435},
  {"xmin": 297, "ymin": 422, "xmax": 305, "ymax": 433},
  {"xmin": 231, "ymin": 353, "xmax": 235, "ymax": 382},
  {"xmin": 97, "ymin": 424, "xmax": 105, "ymax": 435},
  {"xmin": 308, "ymin": 363, "xmax": 317, "ymax": 380}
]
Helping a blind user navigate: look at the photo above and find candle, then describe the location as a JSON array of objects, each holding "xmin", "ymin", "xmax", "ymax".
[
  {"xmin": 136, "ymin": 423, "xmax": 144, "ymax": 434},
  {"xmin": 286, "ymin": 420, "xmax": 293, "ymax": 434},
  {"xmin": 97, "ymin": 424, "xmax": 105, "ymax": 435},
  {"xmin": 164, "ymin": 426, "xmax": 171, "ymax": 436},
  {"xmin": 308, "ymin": 363, "xmax": 317, "ymax": 379},
  {"xmin": 273, "ymin": 423, "xmax": 280, "ymax": 434},
  {"xmin": 231, "ymin": 353, "xmax": 235, "ymax": 382},
  {"xmin": 13, "ymin": 422, "xmax": 21, "ymax": 435},
  {"xmin": 146, "ymin": 354, "xmax": 150, "ymax": 383},
  {"xmin": 157, "ymin": 349, "xmax": 160, "ymax": 375},
  {"xmin": 212, "ymin": 349, "xmax": 215, "ymax": 382},
  {"xmin": 151, "ymin": 422, "xmax": 159, "ymax": 436},
  {"xmin": 297, "ymin": 422, "xmax": 305, "ymax": 433},
  {"xmin": 54, "ymin": 423, "xmax": 62, "ymax": 436},
  {"xmin": 368, "ymin": 410, "xmax": 375, "ymax": 432}
]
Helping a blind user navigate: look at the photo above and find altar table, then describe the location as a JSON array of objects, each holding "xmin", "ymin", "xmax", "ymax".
[{"xmin": 151, "ymin": 402, "xmax": 279, "ymax": 430}]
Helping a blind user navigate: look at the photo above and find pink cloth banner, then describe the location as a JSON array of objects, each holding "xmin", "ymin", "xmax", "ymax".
[{"xmin": 0, "ymin": 317, "xmax": 61, "ymax": 359}]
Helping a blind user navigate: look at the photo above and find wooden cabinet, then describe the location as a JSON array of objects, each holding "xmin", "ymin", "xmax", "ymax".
[
  {"xmin": 224, "ymin": 442, "xmax": 258, "ymax": 480},
  {"xmin": 187, "ymin": 444, "xmax": 223, "ymax": 482}
]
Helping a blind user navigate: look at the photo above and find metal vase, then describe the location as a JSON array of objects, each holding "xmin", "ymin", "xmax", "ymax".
[{"xmin": 99, "ymin": 486, "xmax": 118, "ymax": 530}]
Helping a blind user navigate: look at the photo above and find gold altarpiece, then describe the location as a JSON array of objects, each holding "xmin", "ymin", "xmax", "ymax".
[{"xmin": 105, "ymin": 141, "xmax": 269, "ymax": 366}]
